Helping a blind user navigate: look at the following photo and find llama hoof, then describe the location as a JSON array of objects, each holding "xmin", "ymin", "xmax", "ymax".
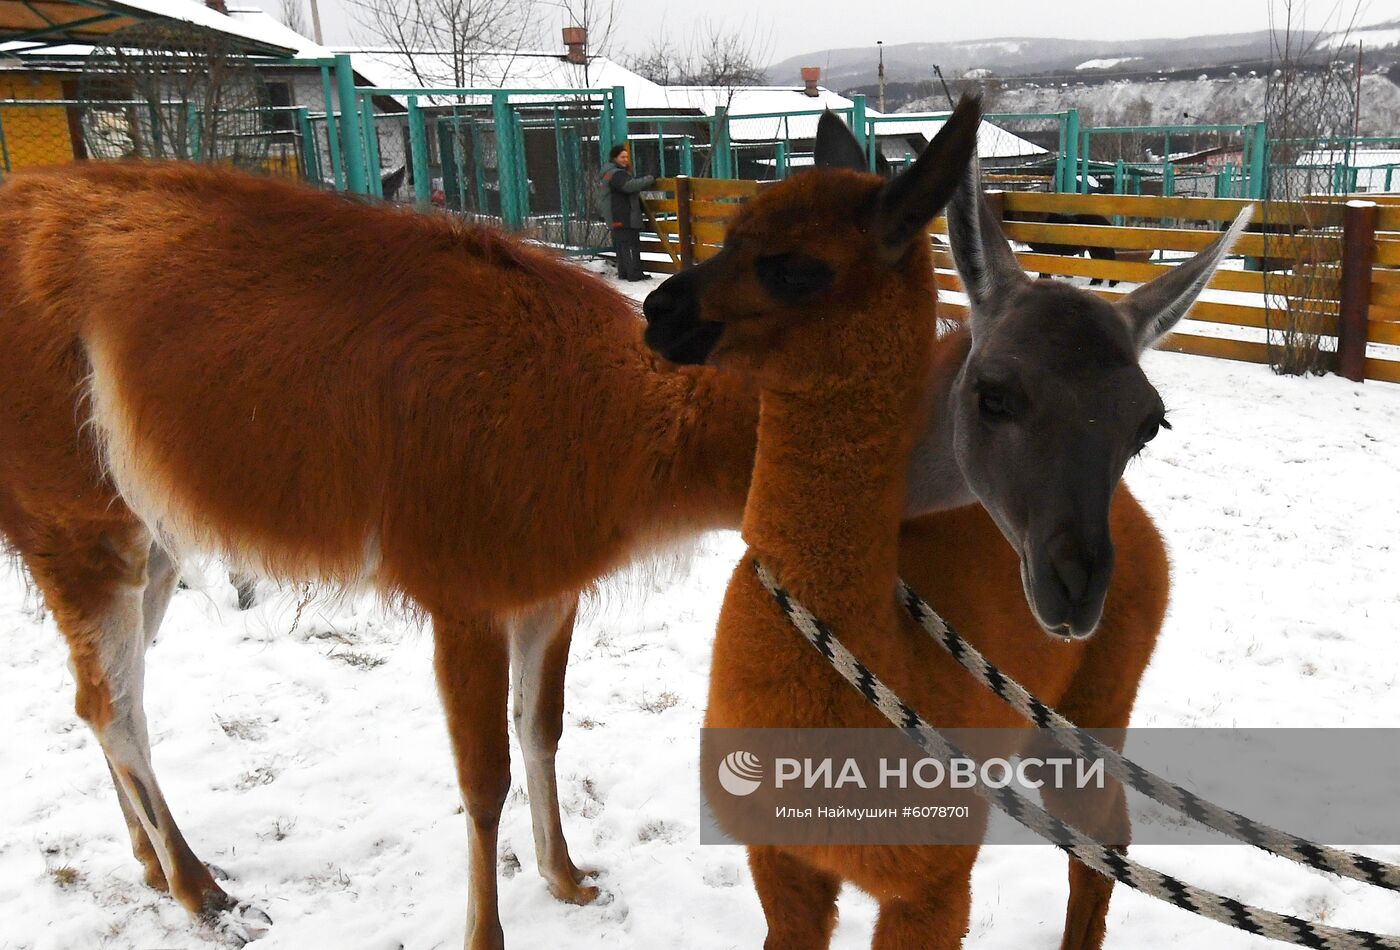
[
  {"xmin": 203, "ymin": 896, "xmax": 272, "ymax": 946},
  {"xmin": 206, "ymin": 862, "xmax": 231, "ymax": 881},
  {"xmin": 547, "ymin": 878, "xmax": 601, "ymax": 905}
]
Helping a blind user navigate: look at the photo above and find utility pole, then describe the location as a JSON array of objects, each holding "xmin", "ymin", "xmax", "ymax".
[
  {"xmin": 877, "ymin": 41, "xmax": 886, "ymax": 113},
  {"xmin": 1351, "ymin": 41, "xmax": 1364, "ymax": 168},
  {"xmin": 932, "ymin": 64, "xmax": 955, "ymax": 109},
  {"xmin": 308, "ymin": 0, "xmax": 324, "ymax": 45}
]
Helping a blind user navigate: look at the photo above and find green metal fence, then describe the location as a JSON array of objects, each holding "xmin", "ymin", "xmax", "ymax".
[{"xmin": 334, "ymin": 82, "xmax": 625, "ymax": 250}]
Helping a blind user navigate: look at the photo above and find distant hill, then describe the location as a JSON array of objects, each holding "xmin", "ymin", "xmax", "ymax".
[{"xmin": 765, "ymin": 18, "xmax": 1400, "ymax": 101}]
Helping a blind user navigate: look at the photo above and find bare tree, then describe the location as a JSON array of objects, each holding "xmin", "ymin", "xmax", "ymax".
[
  {"xmin": 348, "ymin": 0, "xmax": 540, "ymax": 88},
  {"xmin": 278, "ymin": 0, "xmax": 308, "ymax": 37},
  {"xmin": 626, "ymin": 20, "xmax": 770, "ymax": 90},
  {"xmin": 626, "ymin": 21, "xmax": 772, "ymax": 177},
  {"xmin": 1263, "ymin": 0, "xmax": 1365, "ymax": 376}
]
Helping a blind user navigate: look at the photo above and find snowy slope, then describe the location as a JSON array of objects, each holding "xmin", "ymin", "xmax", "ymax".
[{"xmin": 1, "ymin": 269, "xmax": 1399, "ymax": 949}]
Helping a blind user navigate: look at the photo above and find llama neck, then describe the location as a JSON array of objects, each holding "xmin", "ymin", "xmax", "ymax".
[
  {"xmin": 636, "ymin": 360, "xmax": 758, "ymax": 533},
  {"xmin": 741, "ymin": 364, "xmax": 930, "ymax": 634}
]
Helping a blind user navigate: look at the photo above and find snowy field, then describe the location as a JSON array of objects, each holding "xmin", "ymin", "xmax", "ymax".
[{"xmin": 2, "ymin": 270, "xmax": 1399, "ymax": 949}]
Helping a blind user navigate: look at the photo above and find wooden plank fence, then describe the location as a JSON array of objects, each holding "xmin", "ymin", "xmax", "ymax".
[{"xmin": 636, "ymin": 177, "xmax": 1399, "ymax": 384}]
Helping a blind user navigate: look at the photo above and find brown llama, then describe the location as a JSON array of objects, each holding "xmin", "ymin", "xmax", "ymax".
[
  {"xmin": 643, "ymin": 97, "xmax": 1249, "ymax": 948},
  {"xmin": 1, "ymin": 159, "xmax": 998, "ymax": 948}
]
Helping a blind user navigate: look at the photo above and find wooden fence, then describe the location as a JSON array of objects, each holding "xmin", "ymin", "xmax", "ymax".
[{"xmin": 638, "ymin": 177, "xmax": 1399, "ymax": 385}]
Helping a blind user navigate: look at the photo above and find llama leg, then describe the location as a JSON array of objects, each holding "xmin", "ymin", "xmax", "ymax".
[
  {"xmin": 1042, "ymin": 609, "xmax": 1154, "ymax": 950},
  {"xmin": 24, "ymin": 527, "xmax": 269, "ymax": 945},
  {"xmin": 508, "ymin": 596, "xmax": 599, "ymax": 904},
  {"xmin": 103, "ymin": 541, "xmax": 182, "ymax": 892},
  {"xmin": 1030, "ymin": 726, "xmax": 1130, "ymax": 950},
  {"xmin": 748, "ymin": 846, "xmax": 840, "ymax": 950},
  {"xmin": 871, "ymin": 871, "xmax": 975, "ymax": 950},
  {"xmin": 433, "ymin": 611, "xmax": 512, "ymax": 950},
  {"xmin": 143, "ymin": 543, "xmax": 178, "ymax": 644},
  {"xmin": 1043, "ymin": 777, "xmax": 1127, "ymax": 950},
  {"xmin": 230, "ymin": 570, "xmax": 257, "ymax": 610}
]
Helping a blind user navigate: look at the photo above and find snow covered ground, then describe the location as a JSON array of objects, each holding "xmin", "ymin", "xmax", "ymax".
[{"xmin": 2, "ymin": 269, "xmax": 1399, "ymax": 949}]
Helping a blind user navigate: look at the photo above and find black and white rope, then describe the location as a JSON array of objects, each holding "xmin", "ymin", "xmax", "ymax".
[
  {"xmin": 752, "ymin": 559, "xmax": 1400, "ymax": 950},
  {"xmin": 895, "ymin": 578, "xmax": 1400, "ymax": 894}
]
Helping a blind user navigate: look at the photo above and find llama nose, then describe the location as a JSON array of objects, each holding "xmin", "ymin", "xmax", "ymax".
[
  {"xmin": 642, "ymin": 284, "xmax": 679, "ymax": 322},
  {"xmin": 1050, "ymin": 549, "xmax": 1091, "ymax": 606}
]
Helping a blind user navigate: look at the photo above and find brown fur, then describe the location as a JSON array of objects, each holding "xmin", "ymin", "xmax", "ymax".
[
  {"xmin": 0, "ymin": 159, "xmax": 1167, "ymax": 948},
  {"xmin": 686, "ymin": 137, "xmax": 1169, "ymax": 946},
  {"xmin": 0, "ymin": 161, "xmax": 759, "ymax": 945}
]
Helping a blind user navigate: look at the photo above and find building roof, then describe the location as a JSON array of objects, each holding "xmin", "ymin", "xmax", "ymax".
[
  {"xmin": 1300, "ymin": 148, "xmax": 1400, "ymax": 168},
  {"xmin": 224, "ymin": 5, "xmax": 327, "ymax": 58},
  {"xmin": 331, "ymin": 47, "xmax": 673, "ymax": 109},
  {"xmin": 867, "ymin": 111, "xmax": 1046, "ymax": 160},
  {"xmin": 0, "ymin": 0, "xmax": 296, "ymax": 55}
]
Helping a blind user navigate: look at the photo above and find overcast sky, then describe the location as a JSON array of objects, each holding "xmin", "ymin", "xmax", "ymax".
[{"xmin": 265, "ymin": 0, "xmax": 1400, "ymax": 64}]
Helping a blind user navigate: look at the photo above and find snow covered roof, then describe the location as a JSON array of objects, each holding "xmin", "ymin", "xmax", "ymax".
[
  {"xmin": 224, "ymin": 5, "xmax": 327, "ymax": 59},
  {"xmin": 868, "ymin": 110, "xmax": 1046, "ymax": 160},
  {"xmin": 331, "ymin": 47, "xmax": 672, "ymax": 108},
  {"xmin": 1300, "ymin": 148, "xmax": 1400, "ymax": 168},
  {"xmin": 0, "ymin": 0, "xmax": 297, "ymax": 55}
]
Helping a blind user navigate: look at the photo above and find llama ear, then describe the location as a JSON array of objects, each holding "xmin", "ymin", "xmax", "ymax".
[
  {"xmin": 944, "ymin": 152, "xmax": 1030, "ymax": 334},
  {"xmin": 1116, "ymin": 206, "xmax": 1253, "ymax": 352},
  {"xmin": 873, "ymin": 93, "xmax": 982, "ymax": 261},
  {"xmin": 814, "ymin": 111, "xmax": 868, "ymax": 172}
]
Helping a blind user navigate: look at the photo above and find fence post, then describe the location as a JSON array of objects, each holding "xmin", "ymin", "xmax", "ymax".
[
  {"xmin": 319, "ymin": 64, "xmax": 343, "ymax": 190},
  {"xmin": 712, "ymin": 109, "xmax": 732, "ymax": 179},
  {"xmin": 296, "ymin": 108, "xmax": 320, "ymax": 181},
  {"xmin": 407, "ymin": 96, "xmax": 430, "ymax": 208},
  {"xmin": 985, "ymin": 189, "xmax": 1006, "ymax": 225},
  {"xmin": 1337, "ymin": 200, "xmax": 1377, "ymax": 383},
  {"xmin": 359, "ymin": 94, "xmax": 382, "ymax": 198},
  {"xmin": 676, "ymin": 175, "xmax": 694, "ymax": 269},
  {"xmin": 491, "ymin": 93, "xmax": 517, "ymax": 228},
  {"xmin": 1249, "ymin": 121, "xmax": 1267, "ymax": 200},
  {"xmin": 1064, "ymin": 110, "xmax": 1079, "ymax": 193},
  {"xmin": 850, "ymin": 94, "xmax": 870, "ymax": 170},
  {"xmin": 611, "ymin": 85, "xmax": 628, "ymax": 147},
  {"xmin": 186, "ymin": 102, "xmax": 201, "ymax": 161},
  {"xmin": 333, "ymin": 54, "xmax": 366, "ymax": 194}
]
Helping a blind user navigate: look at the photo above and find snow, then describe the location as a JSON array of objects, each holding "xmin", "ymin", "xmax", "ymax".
[
  {"xmin": 0, "ymin": 0, "xmax": 299, "ymax": 56},
  {"xmin": 2, "ymin": 266, "xmax": 1400, "ymax": 948},
  {"xmin": 1076, "ymin": 57, "xmax": 1142, "ymax": 71},
  {"xmin": 1329, "ymin": 27, "xmax": 1400, "ymax": 49},
  {"xmin": 330, "ymin": 48, "xmax": 673, "ymax": 109}
]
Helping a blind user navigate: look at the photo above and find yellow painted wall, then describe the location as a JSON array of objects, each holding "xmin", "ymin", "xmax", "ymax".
[{"xmin": 0, "ymin": 72, "xmax": 77, "ymax": 171}]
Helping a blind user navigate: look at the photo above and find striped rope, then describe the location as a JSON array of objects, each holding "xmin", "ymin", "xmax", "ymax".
[
  {"xmin": 752, "ymin": 559, "xmax": 1400, "ymax": 950},
  {"xmin": 895, "ymin": 578, "xmax": 1400, "ymax": 894}
]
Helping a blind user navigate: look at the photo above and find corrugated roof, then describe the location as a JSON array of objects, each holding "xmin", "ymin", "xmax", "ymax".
[{"xmin": 0, "ymin": 0, "xmax": 296, "ymax": 55}]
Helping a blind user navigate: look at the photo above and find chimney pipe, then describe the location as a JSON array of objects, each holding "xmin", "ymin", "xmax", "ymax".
[
  {"xmin": 800, "ymin": 66, "xmax": 821, "ymax": 97},
  {"xmin": 562, "ymin": 27, "xmax": 587, "ymax": 65}
]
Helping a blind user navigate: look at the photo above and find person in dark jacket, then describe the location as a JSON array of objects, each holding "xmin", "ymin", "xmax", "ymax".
[{"xmin": 601, "ymin": 144, "xmax": 656, "ymax": 281}]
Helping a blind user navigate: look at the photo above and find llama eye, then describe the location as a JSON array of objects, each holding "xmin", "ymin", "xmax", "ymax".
[
  {"xmin": 977, "ymin": 386, "xmax": 1021, "ymax": 420},
  {"xmin": 755, "ymin": 253, "xmax": 834, "ymax": 302},
  {"xmin": 1134, "ymin": 413, "xmax": 1170, "ymax": 452}
]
